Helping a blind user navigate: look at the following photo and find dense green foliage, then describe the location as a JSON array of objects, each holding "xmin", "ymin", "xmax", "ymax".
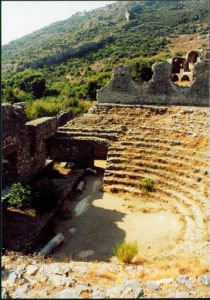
[
  {"xmin": 7, "ymin": 183, "xmax": 32, "ymax": 209},
  {"xmin": 5, "ymin": 69, "xmax": 46, "ymax": 100},
  {"xmin": 25, "ymin": 97, "xmax": 91, "ymax": 120},
  {"xmin": 2, "ymin": 0, "xmax": 208, "ymax": 119}
]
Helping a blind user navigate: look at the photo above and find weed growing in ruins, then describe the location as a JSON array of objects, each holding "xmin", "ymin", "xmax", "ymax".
[
  {"xmin": 7, "ymin": 183, "xmax": 32, "ymax": 209},
  {"xmin": 113, "ymin": 241, "xmax": 138, "ymax": 263},
  {"xmin": 140, "ymin": 178, "xmax": 154, "ymax": 192}
]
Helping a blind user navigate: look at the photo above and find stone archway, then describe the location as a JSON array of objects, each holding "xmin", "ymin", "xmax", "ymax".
[
  {"xmin": 171, "ymin": 57, "xmax": 186, "ymax": 73},
  {"xmin": 171, "ymin": 74, "xmax": 179, "ymax": 82},
  {"xmin": 181, "ymin": 75, "xmax": 190, "ymax": 81}
]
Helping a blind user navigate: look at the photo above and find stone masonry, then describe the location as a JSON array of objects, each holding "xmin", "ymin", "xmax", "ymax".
[
  {"xmin": 97, "ymin": 59, "xmax": 209, "ymax": 106},
  {"xmin": 2, "ymin": 104, "xmax": 57, "ymax": 187}
]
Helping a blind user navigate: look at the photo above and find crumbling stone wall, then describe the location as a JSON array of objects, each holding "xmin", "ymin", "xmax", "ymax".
[
  {"xmin": 187, "ymin": 60, "xmax": 209, "ymax": 99},
  {"xmin": 2, "ymin": 104, "xmax": 57, "ymax": 187},
  {"xmin": 170, "ymin": 51, "xmax": 200, "ymax": 82},
  {"xmin": 97, "ymin": 59, "xmax": 208, "ymax": 106},
  {"xmin": 26, "ymin": 117, "xmax": 57, "ymax": 173}
]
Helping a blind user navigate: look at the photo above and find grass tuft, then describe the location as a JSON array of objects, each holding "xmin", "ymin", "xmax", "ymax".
[
  {"xmin": 140, "ymin": 178, "xmax": 154, "ymax": 192},
  {"xmin": 113, "ymin": 241, "xmax": 138, "ymax": 263}
]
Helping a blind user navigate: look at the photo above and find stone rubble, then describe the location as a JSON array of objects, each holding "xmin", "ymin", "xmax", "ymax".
[{"xmin": 1, "ymin": 256, "xmax": 209, "ymax": 299}]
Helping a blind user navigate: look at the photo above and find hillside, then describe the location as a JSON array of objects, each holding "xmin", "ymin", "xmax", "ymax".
[{"xmin": 2, "ymin": 0, "xmax": 208, "ymax": 118}]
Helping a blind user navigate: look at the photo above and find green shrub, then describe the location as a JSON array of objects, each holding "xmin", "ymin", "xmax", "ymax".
[
  {"xmin": 25, "ymin": 96, "xmax": 90, "ymax": 120},
  {"xmin": 113, "ymin": 241, "xmax": 138, "ymax": 263},
  {"xmin": 8, "ymin": 69, "xmax": 46, "ymax": 99},
  {"xmin": 7, "ymin": 183, "xmax": 32, "ymax": 209},
  {"xmin": 140, "ymin": 178, "xmax": 154, "ymax": 192}
]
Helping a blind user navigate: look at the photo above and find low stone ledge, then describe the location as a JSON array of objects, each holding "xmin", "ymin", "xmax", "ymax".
[{"xmin": 26, "ymin": 116, "xmax": 57, "ymax": 139}]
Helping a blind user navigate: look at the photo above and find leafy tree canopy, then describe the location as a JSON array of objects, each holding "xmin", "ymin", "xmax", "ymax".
[{"xmin": 8, "ymin": 69, "xmax": 46, "ymax": 99}]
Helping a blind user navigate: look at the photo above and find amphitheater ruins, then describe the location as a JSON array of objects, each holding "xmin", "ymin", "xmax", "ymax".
[{"xmin": 2, "ymin": 53, "xmax": 209, "ymax": 296}]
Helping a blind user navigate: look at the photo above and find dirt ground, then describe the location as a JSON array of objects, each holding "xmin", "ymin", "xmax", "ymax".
[
  {"xmin": 54, "ymin": 160, "xmax": 184, "ymax": 262},
  {"xmin": 167, "ymin": 33, "xmax": 207, "ymax": 55}
]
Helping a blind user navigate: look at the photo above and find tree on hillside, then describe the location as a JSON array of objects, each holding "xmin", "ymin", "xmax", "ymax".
[{"xmin": 9, "ymin": 69, "xmax": 46, "ymax": 99}]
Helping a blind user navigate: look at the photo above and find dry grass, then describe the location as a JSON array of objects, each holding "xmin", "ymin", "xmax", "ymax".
[
  {"xmin": 168, "ymin": 33, "xmax": 207, "ymax": 55},
  {"xmin": 79, "ymin": 269, "xmax": 117, "ymax": 288},
  {"xmin": 132, "ymin": 255, "xmax": 150, "ymax": 265},
  {"xmin": 98, "ymin": 271, "xmax": 117, "ymax": 281},
  {"xmin": 138, "ymin": 255, "xmax": 209, "ymax": 281},
  {"xmin": 7, "ymin": 206, "xmax": 37, "ymax": 217},
  {"xmin": 173, "ymin": 257, "xmax": 209, "ymax": 276},
  {"xmin": 147, "ymin": 269, "xmax": 177, "ymax": 280}
]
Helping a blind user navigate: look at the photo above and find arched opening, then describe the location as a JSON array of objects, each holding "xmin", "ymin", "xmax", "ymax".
[
  {"xmin": 171, "ymin": 57, "xmax": 186, "ymax": 73},
  {"xmin": 171, "ymin": 74, "xmax": 179, "ymax": 82},
  {"xmin": 187, "ymin": 51, "xmax": 199, "ymax": 64},
  {"xmin": 181, "ymin": 75, "xmax": 190, "ymax": 82},
  {"xmin": 140, "ymin": 67, "xmax": 153, "ymax": 82}
]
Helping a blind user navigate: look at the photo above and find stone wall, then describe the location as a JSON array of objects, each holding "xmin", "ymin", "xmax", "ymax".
[
  {"xmin": 2, "ymin": 104, "xmax": 57, "ymax": 187},
  {"xmin": 97, "ymin": 59, "xmax": 209, "ymax": 106}
]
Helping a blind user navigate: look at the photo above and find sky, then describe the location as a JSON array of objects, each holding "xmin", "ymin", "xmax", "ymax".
[{"xmin": 2, "ymin": 1, "xmax": 115, "ymax": 45}]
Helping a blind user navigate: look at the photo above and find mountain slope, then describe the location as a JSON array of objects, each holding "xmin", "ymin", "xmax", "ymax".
[
  {"xmin": 2, "ymin": 0, "xmax": 208, "ymax": 119},
  {"xmin": 2, "ymin": 0, "xmax": 208, "ymax": 74}
]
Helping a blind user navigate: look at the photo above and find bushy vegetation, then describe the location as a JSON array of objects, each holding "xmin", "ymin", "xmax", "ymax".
[
  {"xmin": 6, "ymin": 69, "xmax": 46, "ymax": 99},
  {"xmin": 1, "ymin": 0, "xmax": 208, "ymax": 119},
  {"xmin": 6, "ymin": 180, "xmax": 59, "ymax": 214},
  {"xmin": 2, "ymin": 68, "xmax": 93, "ymax": 119},
  {"xmin": 25, "ymin": 96, "xmax": 91, "ymax": 120},
  {"xmin": 113, "ymin": 241, "xmax": 138, "ymax": 263},
  {"xmin": 140, "ymin": 178, "xmax": 154, "ymax": 192},
  {"xmin": 124, "ymin": 54, "xmax": 171, "ymax": 81},
  {"xmin": 7, "ymin": 183, "xmax": 32, "ymax": 209}
]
